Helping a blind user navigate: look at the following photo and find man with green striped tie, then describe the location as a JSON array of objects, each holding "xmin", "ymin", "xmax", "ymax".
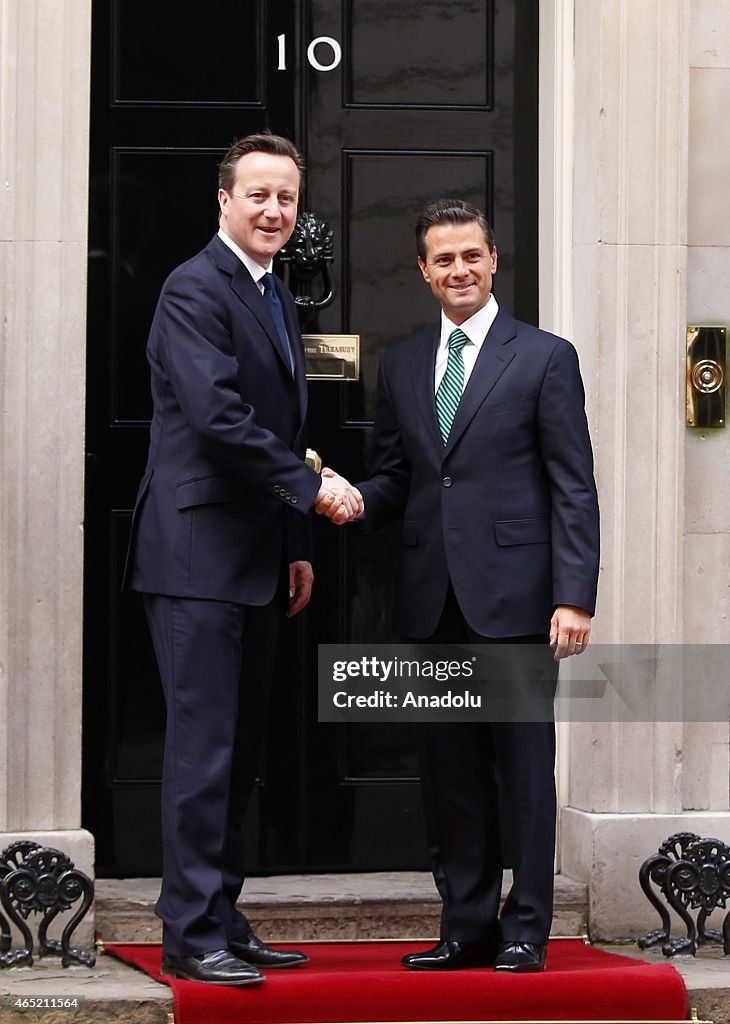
[{"xmin": 358, "ymin": 199, "xmax": 599, "ymax": 975}]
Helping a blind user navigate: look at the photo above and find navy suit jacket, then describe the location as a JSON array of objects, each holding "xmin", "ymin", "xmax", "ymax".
[
  {"xmin": 359, "ymin": 308, "xmax": 600, "ymax": 638},
  {"xmin": 125, "ymin": 234, "xmax": 321, "ymax": 605}
]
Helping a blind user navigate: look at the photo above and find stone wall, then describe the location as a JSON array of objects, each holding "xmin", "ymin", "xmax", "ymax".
[
  {"xmin": 0, "ymin": 0, "xmax": 94, "ymax": 942},
  {"xmin": 560, "ymin": 0, "xmax": 730, "ymax": 939}
]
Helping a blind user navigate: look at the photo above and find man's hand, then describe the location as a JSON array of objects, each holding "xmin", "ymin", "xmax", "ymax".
[
  {"xmin": 549, "ymin": 605, "xmax": 591, "ymax": 660},
  {"xmin": 314, "ymin": 467, "xmax": 364, "ymax": 524},
  {"xmin": 288, "ymin": 560, "xmax": 314, "ymax": 617}
]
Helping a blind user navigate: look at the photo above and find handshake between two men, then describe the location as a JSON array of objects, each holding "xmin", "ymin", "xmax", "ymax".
[{"xmin": 314, "ymin": 467, "xmax": 364, "ymax": 525}]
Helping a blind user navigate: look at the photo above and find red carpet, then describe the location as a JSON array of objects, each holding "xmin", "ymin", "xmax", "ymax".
[{"xmin": 108, "ymin": 940, "xmax": 687, "ymax": 1024}]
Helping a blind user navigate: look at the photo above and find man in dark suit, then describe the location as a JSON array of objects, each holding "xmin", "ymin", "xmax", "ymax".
[
  {"xmin": 126, "ymin": 133, "xmax": 361, "ymax": 986},
  {"xmin": 357, "ymin": 199, "xmax": 599, "ymax": 973}
]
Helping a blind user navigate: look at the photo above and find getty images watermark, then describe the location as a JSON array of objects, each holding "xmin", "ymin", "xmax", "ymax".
[{"xmin": 317, "ymin": 644, "xmax": 730, "ymax": 722}]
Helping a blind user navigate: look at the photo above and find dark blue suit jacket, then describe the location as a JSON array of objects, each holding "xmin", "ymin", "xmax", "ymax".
[
  {"xmin": 126, "ymin": 234, "xmax": 321, "ymax": 605},
  {"xmin": 359, "ymin": 308, "xmax": 600, "ymax": 638}
]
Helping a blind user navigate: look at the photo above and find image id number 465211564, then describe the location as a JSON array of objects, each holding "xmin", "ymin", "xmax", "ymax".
[{"xmin": 0, "ymin": 996, "xmax": 84, "ymax": 1012}]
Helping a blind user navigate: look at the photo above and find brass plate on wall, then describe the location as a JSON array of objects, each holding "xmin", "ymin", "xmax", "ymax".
[
  {"xmin": 303, "ymin": 335, "xmax": 360, "ymax": 380},
  {"xmin": 686, "ymin": 325, "xmax": 726, "ymax": 428}
]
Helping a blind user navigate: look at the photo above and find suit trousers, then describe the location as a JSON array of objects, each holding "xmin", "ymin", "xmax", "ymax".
[
  {"xmin": 143, "ymin": 593, "xmax": 280, "ymax": 956},
  {"xmin": 413, "ymin": 585, "xmax": 558, "ymax": 946}
]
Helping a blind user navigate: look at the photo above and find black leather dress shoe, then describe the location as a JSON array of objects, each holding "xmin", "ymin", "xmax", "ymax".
[
  {"xmin": 402, "ymin": 940, "xmax": 497, "ymax": 970},
  {"xmin": 494, "ymin": 941, "xmax": 547, "ymax": 973},
  {"xmin": 229, "ymin": 934, "xmax": 309, "ymax": 968},
  {"xmin": 161, "ymin": 948, "xmax": 264, "ymax": 985}
]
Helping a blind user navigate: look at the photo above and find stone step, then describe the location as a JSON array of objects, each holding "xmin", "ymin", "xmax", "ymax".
[
  {"xmin": 94, "ymin": 871, "xmax": 588, "ymax": 944},
  {"xmin": 3, "ymin": 876, "xmax": 728, "ymax": 1023},
  {"xmin": 1, "ymin": 944, "xmax": 728, "ymax": 1024}
]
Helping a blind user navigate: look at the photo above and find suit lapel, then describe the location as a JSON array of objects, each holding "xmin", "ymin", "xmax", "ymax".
[
  {"xmin": 443, "ymin": 308, "xmax": 518, "ymax": 454},
  {"xmin": 207, "ymin": 236, "xmax": 294, "ymax": 376},
  {"xmin": 281, "ymin": 289, "xmax": 308, "ymax": 420},
  {"xmin": 230, "ymin": 266, "xmax": 296, "ymax": 377},
  {"xmin": 411, "ymin": 327, "xmax": 443, "ymax": 449}
]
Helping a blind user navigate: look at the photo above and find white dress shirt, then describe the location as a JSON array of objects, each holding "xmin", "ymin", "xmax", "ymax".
[{"xmin": 434, "ymin": 294, "xmax": 499, "ymax": 392}]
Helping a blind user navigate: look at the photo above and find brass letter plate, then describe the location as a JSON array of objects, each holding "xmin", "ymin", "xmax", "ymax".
[
  {"xmin": 303, "ymin": 334, "xmax": 360, "ymax": 380},
  {"xmin": 686, "ymin": 325, "xmax": 726, "ymax": 428}
]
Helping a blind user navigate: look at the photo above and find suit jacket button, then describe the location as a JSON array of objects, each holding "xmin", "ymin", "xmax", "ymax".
[
  {"xmin": 442, "ymin": 476, "xmax": 453, "ymax": 487},
  {"xmin": 274, "ymin": 484, "xmax": 281, "ymax": 493},
  {"xmin": 291, "ymin": 496, "xmax": 298, "ymax": 504}
]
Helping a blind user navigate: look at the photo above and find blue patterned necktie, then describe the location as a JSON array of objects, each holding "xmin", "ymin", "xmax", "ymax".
[
  {"xmin": 262, "ymin": 273, "xmax": 294, "ymax": 372},
  {"xmin": 435, "ymin": 328, "xmax": 469, "ymax": 444}
]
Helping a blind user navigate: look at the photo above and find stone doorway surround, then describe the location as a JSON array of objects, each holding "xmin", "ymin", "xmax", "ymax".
[
  {"xmin": 540, "ymin": 0, "xmax": 730, "ymax": 940},
  {"xmin": 0, "ymin": 0, "xmax": 94, "ymax": 940},
  {"xmin": 1, "ymin": 0, "xmax": 728, "ymax": 945}
]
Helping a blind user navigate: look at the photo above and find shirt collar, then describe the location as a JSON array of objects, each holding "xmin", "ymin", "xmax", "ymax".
[
  {"xmin": 217, "ymin": 228, "xmax": 273, "ymax": 283},
  {"xmin": 440, "ymin": 293, "xmax": 499, "ymax": 349}
]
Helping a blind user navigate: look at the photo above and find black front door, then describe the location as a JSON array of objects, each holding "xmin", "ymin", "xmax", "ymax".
[{"xmin": 83, "ymin": 0, "xmax": 538, "ymax": 875}]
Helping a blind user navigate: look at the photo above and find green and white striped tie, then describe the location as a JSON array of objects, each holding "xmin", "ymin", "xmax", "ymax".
[{"xmin": 435, "ymin": 328, "xmax": 469, "ymax": 444}]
